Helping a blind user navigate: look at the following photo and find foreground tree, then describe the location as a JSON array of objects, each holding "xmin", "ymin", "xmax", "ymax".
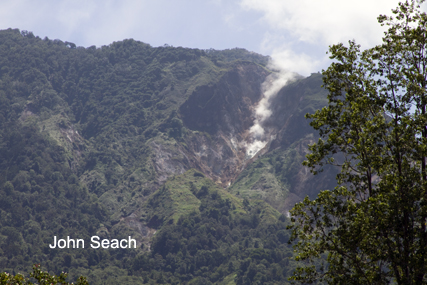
[
  {"xmin": 289, "ymin": 0, "xmax": 427, "ymax": 284},
  {"xmin": 0, "ymin": 264, "xmax": 89, "ymax": 285}
]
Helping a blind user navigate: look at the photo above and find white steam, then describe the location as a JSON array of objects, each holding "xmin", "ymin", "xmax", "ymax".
[
  {"xmin": 250, "ymin": 70, "xmax": 295, "ymax": 139},
  {"xmin": 241, "ymin": 0, "xmax": 406, "ymax": 158},
  {"xmin": 245, "ymin": 139, "xmax": 268, "ymax": 158},
  {"xmin": 245, "ymin": 64, "xmax": 297, "ymax": 158}
]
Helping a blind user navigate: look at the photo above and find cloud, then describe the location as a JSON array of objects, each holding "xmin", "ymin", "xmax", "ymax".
[
  {"xmin": 240, "ymin": 0, "xmax": 408, "ymax": 156},
  {"xmin": 240, "ymin": 0, "xmax": 422, "ymax": 75},
  {"xmin": 241, "ymin": 0, "xmax": 401, "ymax": 47},
  {"xmin": 269, "ymin": 48, "xmax": 320, "ymax": 76}
]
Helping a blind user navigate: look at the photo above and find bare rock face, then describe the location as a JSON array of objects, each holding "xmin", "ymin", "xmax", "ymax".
[
  {"xmin": 144, "ymin": 68, "xmax": 337, "ymax": 215},
  {"xmin": 149, "ymin": 140, "xmax": 189, "ymax": 184},
  {"xmin": 266, "ymin": 73, "xmax": 339, "ymax": 207},
  {"xmin": 180, "ymin": 62, "xmax": 268, "ymax": 135},
  {"xmin": 119, "ymin": 213, "xmax": 157, "ymax": 251},
  {"xmin": 128, "ymin": 68, "xmax": 335, "ymax": 221},
  {"xmin": 177, "ymin": 62, "xmax": 271, "ymax": 186},
  {"xmin": 181, "ymin": 132, "xmax": 247, "ymax": 187},
  {"xmin": 219, "ymin": 73, "xmax": 339, "ymax": 213}
]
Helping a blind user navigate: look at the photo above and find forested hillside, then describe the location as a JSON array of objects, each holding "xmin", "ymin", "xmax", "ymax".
[{"xmin": 0, "ymin": 28, "xmax": 334, "ymax": 284}]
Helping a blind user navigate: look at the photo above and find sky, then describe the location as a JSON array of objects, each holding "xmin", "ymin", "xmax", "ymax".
[{"xmin": 1, "ymin": 0, "xmax": 426, "ymax": 76}]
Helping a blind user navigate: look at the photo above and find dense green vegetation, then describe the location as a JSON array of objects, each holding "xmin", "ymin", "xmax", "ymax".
[
  {"xmin": 129, "ymin": 170, "xmax": 296, "ymax": 284},
  {"xmin": 0, "ymin": 264, "xmax": 88, "ymax": 285},
  {"xmin": 0, "ymin": 28, "xmax": 316, "ymax": 284},
  {"xmin": 289, "ymin": 1, "xmax": 427, "ymax": 283}
]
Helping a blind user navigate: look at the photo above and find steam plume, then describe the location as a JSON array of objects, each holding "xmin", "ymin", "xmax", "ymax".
[{"xmin": 245, "ymin": 62, "xmax": 297, "ymax": 158}]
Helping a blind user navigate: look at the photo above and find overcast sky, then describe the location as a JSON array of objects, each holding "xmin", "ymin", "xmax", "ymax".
[{"xmin": 1, "ymin": 0, "xmax": 425, "ymax": 76}]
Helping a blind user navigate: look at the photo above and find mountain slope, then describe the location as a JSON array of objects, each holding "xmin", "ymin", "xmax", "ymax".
[
  {"xmin": 0, "ymin": 28, "xmax": 335, "ymax": 284},
  {"xmin": 229, "ymin": 73, "xmax": 338, "ymax": 212}
]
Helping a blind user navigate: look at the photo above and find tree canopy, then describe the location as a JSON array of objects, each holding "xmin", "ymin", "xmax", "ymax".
[
  {"xmin": 0, "ymin": 264, "xmax": 88, "ymax": 285},
  {"xmin": 289, "ymin": 0, "xmax": 427, "ymax": 284}
]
